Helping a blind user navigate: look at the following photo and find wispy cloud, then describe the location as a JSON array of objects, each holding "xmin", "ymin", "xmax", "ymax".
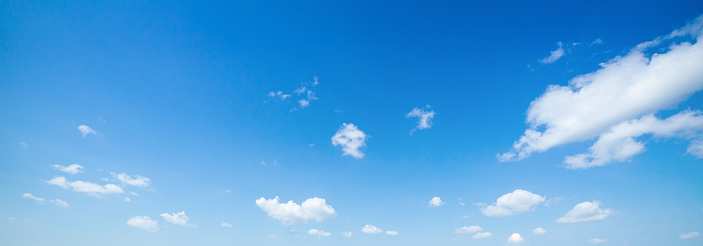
[
  {"xmin": 127, "ymin": 216, "xmax": 158, "ymax": 232},
  {"xmin": 23, "ymin": 193, "xmax": 70, "ymax": 207},
  {"xmin": 160, "ymin": 211, "xmax": 196, "ymax": 228},
  {"xmin": 52, "ymin": 164, "xmax": 84, "ymax": 174},
  {"xmin": 406, "ymin": 105, "xmax": 436, "ymax": 134},
  {"xmin": 539, "ymin": 42, "xmax": 566, "ymax": 64},
  {"xmin": 46, "ymin": 176, "xmax": 124, "ymax": 197},
  {"xmin": 111, "ymin": 172, "xmax": 151, "ymax": 187},
  {"xmin": 78, "ymin": 125, "xmax": 97, "ymax": 137}
]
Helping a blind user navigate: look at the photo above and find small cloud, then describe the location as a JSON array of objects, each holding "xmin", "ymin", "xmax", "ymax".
[
  {"xmin": 129, "ymin": 191, "xmax": 139, "ymax": 196},
  {"xmin": 361, "ymin": 224, "xmax": 382, "ymax": 234},
  {"xmin": 331, "ymin": 123, "xmax": 368, "ymax": 159},
  {"xmin": 268, "ymin": 91, "xmax": 291, "ymax": 101},
  {"xmin": 111, "ymin": 172, "xmax": 150, "ymax": 187},
  {"xmin": 508, "ymin": 233, "xmax": 524, "ymax": 243},
  {"xmin": 127, "ymin": 216, "xmax": 158, "ymax": 232},
  {"xmin": 308, "ymin": 143, "xmax": 315, "ymax": 147},
  {"xmin": 19, "ymin": 142, "xmax": 28, "ymax": 147},
  {"xmin": 341, "ymin": 231, "xmax": 353, "ymax": 238},
  {"xmin": 533, "ymin": 227, "xmax": 546, "ymax": 235},
  {"xmin": 221, "ymin": 222, "xmax": 233, "ymax": 228},
  {"xmin": 160, "ymin": 211, "xmax": 196, "ymax": 228},
  {"xmin": 8, "ymin": 217, "xmax": 17, "ymax": 221},
  {"xmin": 77, "ymin": 125, "xmax": 97, "ymax": 137},
  {"xmin": 455, "ymin": 225, "xmax": 482, "ymax": 234},
  {"xmin": 46, "ymin": 176, "xmax": 125, "ymax": 196},
  {"xmin": 124, "ymin": 197, "xmax": 131, "ymax": 202},
  {"xmin": 385, "ymin": 230, "xmax": 398, "ymax": 236},
  {"xmin": 587, "ymin": 238, "xmax": 608, "ymax": 244},
  {"xmin": 308, "ymin": 229, "xmax": 331, "ymax": 239},
  {"xmin": 590, "ymin": 38, "xmax": 603, "ymax": 47},
  {"xmin": 255, "ymin": 196, "xmax": 336, "ymax": 226},
  {"xmin": 539, "ymin": 42, "xmax": 565, "ymax": 64},
  {"xmin": 406, "ymin": 105, "xmax": 436, "ymax": 134},
  {"xmin": 481, "ymin": 189, "xmax": 546, "ymax": 216},
  {"xmin": 23, "ymin": 192, "xmax": 69, "ymax": 207},
  {"xmin": 557, "ymin": 200, "xmax": 613, "ymax": 223},
  {"xmin": 52, "ymin": 164, "xmax": 84, "ymax": 174},
  {"xmin": 473, "ymin": 232, "xmax": 492, "ymax": 239},
  {"xmin": 679, "ymin": 232, "xmax": 700, "ymax": 239},
  {"xmin": 429, "ymin": 197, "xmax": 444, "ymax": 207},
  {"xmin": 226, "ymin": 190, "xmax": 232, "ymax": 193},
  {"xmin": 22, "ymin": 193, "xmax": 45, "ymax": 203}
]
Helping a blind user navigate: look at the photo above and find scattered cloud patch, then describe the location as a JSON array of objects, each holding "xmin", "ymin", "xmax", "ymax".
[
  {"xmin": 533, "ymin": 227, "xmax": 546, "ymax": 235},
  {"xmin": 331, "ymin": 123, "xmax": 368, "ymax": 159},
  {"xmin": 540, "ymin": 42, "xmax": 566, "ymax": 64},
  {"xmin": 124, "ymin": 197, "xmax": 131, "ymax": 202},
  {"xmin": 111, "ymin": 172, "xmax": 151, "ymax": 187},
  {"xmin": 127, "ymin": 216, "xmax": 158, "ymax": 232},
  {"xmin": 308, "ymin": 229, "xmax": 331, "ymax": 239},
  {"xmin": 590, "ymin": 38, "xmax": 603, "ymax": 47},
  {"xmin": 341, "ymin": 231, "xmax": 353, "ymax": 238},
  {"xmin": 473, "ymin": 232, "xmax": 492, "ymax": 239},
  {"xmin": 687, "ymin": 140, "xmax": 703, "ymax": 158},
  {"xmin": 481, "ymin": 189, "xmax": 546, "ymax": 216},
  {"xmin": 255, "ymin": 196, "xmax": 336, "ymax": 226},
  {"xmin": 499, "ymin": 16, "xmax": 703, "ymax": 164},
  {"xmin": 455, "ymin": 225, "xmax": 482, "ymax": 234},
  {"xmin": 679, "ymin": 232, "xmax": 700, "ymax": 239},
  {"xmin": 557, "ymin": 200, "xmax": 613, "ymax": 223},
  {"xmin": 52, "ymin": 164, "xmax": 83, "ymax": 174},
  {"xmin": 160, "ymin": 211, "xmax": 196, "ymax": 228},
  {"xmin": 46, "ymin": 176, "xmax": 124, "ymax": 197},
  {"xmin": 268, "ymin": 91, "xmax": 291, "ymax": 101},
  {"xmin": 386, "ymin": 230, "xmax": 398, "ymax": 236},
  {"xmin": 78, "ymin": 125, "xmax": 97, "ymax": 137},
  {"xmin": 587, "ymin": 238, "xmax": 608, "ymax": 244},
  {"xmin": 406, "ymin": 105, "xmax": 435, "ymax": 134},
  {"xmin": 429, "ymin": 197, "xmax": 444, "ymax": 207},
  {"xmin": 361, "ymin": 224, "xmax": 382, "ymax": 234},
  {"xmin": 268, "ymin": 77, "xmax": 319, "ymax": 111},
  {"xmin": 221, "ymin": 222, "xmax": 232, "ymax": 227},
  {"xmin": 22, "ymin": 193, "xmax": 45, "ymax": 203},
  {"xmin": 508, "ymin": 233, "xmax": 524, "ymax": 243}
]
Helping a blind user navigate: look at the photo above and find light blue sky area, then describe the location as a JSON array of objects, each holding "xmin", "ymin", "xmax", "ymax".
[{"xmin": 2, "ymin": 1, "xmax": 703, "ymax": 245}]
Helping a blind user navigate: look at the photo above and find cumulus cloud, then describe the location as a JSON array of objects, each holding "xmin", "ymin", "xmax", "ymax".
[
  {"xmin": 78, "ymin": 125, "xmax": 97, "ymax": 137},
  {"xmin": 587, "ymin": 238, "xmax": 608, "ymax": 244},
  {"xmin": 221, "ymin": 222, "xmax": 232, "ymax": 227},
  {"xmin": 127, "ymin": 216, "xmax": 158, "ymax": 232},
  {"xmin": 499, "ymin": 16, "xmax": 703, "ymax": 165},
  {"xmin": 255, "ymin": 196, "xmax": 336, "ymax": 226},
  {"xmin": 557, "ymin": 200, "xmax": 613, "ymax": 223},
  {"xmin": 111, "ymin": 172, "xmax": 151, "ymax": 187},
  {"xmin": 308, "ymin": 229, "xmax": 331, "ymax": 239},
  {"xmin": 52, "ymin": 164, "xmax": 83, "ymax": 174},
  {"xmin": 679, "ymin": 232, "xmax": 700, "ymax": 239},
  {"xmin": 406, "ymin": 105, "xmax": 436, "ymax": 134},
  {"xmin": 385, "ymin": 230, "xmax": 398, "ymax": 236},
  {"xmin": 160, "ymin": 211, "xmax": 196, "ymax": 228},
  {"xmin": 429, "ymin": 197, "xmax": 444, "ymax": 207},
  {"xmin": 473, "ymin": 232, "xmax": 493, "ymax": 239},
  {"xmin": 361, "ymin": 224, "xmax": 382, "ymax": 234},
  {"xmin": 508, "ymin": 233, "xmax": 524, "ymax": 243},
  {"xmin": 331, "ymin": 123, "xmax": 368, "ymax": 159},
  {"xmin": 533, "ymin": 227, "xmax": 546, "ymax": 235},
  {"xmin": 46, "ymin": 176, "xmax": 124, "ymax": 197},
  {"xmin": 455, "ymin": 225, "xmax": 482, "ymax": 234},
  {"xmin": 481, "ymin": 189, "xmax": 546, "ymax": 216},
  {"xmin": 341, "ymin": 231, "xmax": 353, "ymax": 238},
  {"xmin": 540, "ymin": 42, "xmax": 566, "ymax": 64}
]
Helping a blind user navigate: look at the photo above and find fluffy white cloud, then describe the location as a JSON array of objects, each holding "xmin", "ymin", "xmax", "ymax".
[
  {"xmin": 508, "ymin": 233, "xmax": 524, "ymax": 243},
  {"xmin": 127, "ymin": 216, "xmax": 158, "ymax": 232},
  {"xmin": 406, "ymin": 105, "xmax": 435, "ymax": 134},
  {"xmin": 481, "ymin": 189, "xmax": 546, "ymax": 216},
  {"xmin": 361, "ymin": 224, "xmax": 382, "ymax": 234},
  {"xmin": 331, "ymin": 123, "xmax": 368, "ymax": 159},
  {"xmin": 429, "ymin": 197, "xmax": 444, "ymax": 207},
  {"xmin": 160, "ymin": 211, "xmax": 196, "ymax": 228},
  {"xmin": 46, "ymin": 176, "xmax": 124, "ymax": 196},
  {"xmin": 540, "ymin": 42, "xmax": 565, "ymax": 64},
  {"xmin": 499, "ymin": 16, "xmax": 703, "ymax": 164},
  {"xmin": 78, "ymin": 125, "xmax": 97, "ymax": 137},
  {"xmin": 51, "ymin": 164, "xmax": 83, "ymax": 174},
  {"xmin": 557, "ymin": 200, "xmax": 613, "ymax": 223},
  {"xmin": 341, "ymin": 231, "xmax": 353, "ymax": 238},
  {"xmin": 533, "ymin": 227, "xmax": 546, "ymax": 235},
  {"xmin": 385, "ymin": 230, "xmax": 398, "ymax": 236},
  {"xmin": 587, "ymin": 238, "xmax": 608, "ymax": 244},
  {"xmin": 255, "ymin": 196, "xmax": 336, "ymax": 226},
  {"xmin": 473, "ymin": 232, "xmax": 492, "ymax": 239},
  {"xmin": 308, "ymin": 229, "xmax": 331, "ymax": 238},
  {"xmin": 111, "ymin": 172, "xmax": 151, "ymax": 187},
  {"xmin": 564, "ymin": 111, "xmax": 703, "ymax": 169},
  {"xmin": 455, "ymin": 225, "xmax": 482, "ymax": 234},
  {"xmin": 221, "ymin": 222, "xmax": 232, "ymax": 227},
  {"xmin": 679, "ymin": 232, "xmax": 700, "ymax": 239}
]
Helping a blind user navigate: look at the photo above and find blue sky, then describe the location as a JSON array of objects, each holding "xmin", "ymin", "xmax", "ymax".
[{"xmin": 2, "ymin": 1, "xmax": 703, "ymax": 245}]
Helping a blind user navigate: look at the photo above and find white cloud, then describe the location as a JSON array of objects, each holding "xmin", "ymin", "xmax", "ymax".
[
  {"xmin": 22, "ymin": 193, "xmax": 45, "ymax": 203},
  {"xmin": 124, "ymin": 197, "xmax": 131, "ymax": 202},
  {"xmin": 160, "ymin": 211, "xmax": 196, "ymax": 228},
  {"xmin": 78, "ymin": 125, "xmax": 97, "ymax": 137},
  {"xmin": 221, "ymin": 222, "xmax": 232, "ymax": 227},
  {"xmin": 481, "ymin": 189, "xmax": 546, "ymax": 216},
  {"xmin": 679, "ymin": 232, "xmax": 700, "ymax": 239},
  {"xmin": 406, "ymin": 105, "xmax": 436, "ymax": 134},
  {"xmin": 590, "ymin": 38, "xmax": 603, "ymax": 47},
  {"xmin": 587, "ymin": 238, "xmax": 608, "ymax": 244},
  {"xmin": 361, "ymin": 224, "xmax": 382, "ymax": 234},
  {"xmin": 540, "ymin": 42, "xmax": 565, "ymax": 64},
  {"xmin": 268, "ymin": 91, "xmax": 291, "ymax": 101},
  {"xmin": 298, "ymin": 99, "xmax": 310, "ymax": 108},
  {"xmin": 473, "ymin": 232, "xmax": 493, "ymax": 239},
  {"xmin": 557, "ymin": 200, "xmax": 613, "ymax": 223},
  {"xmin": 255, "ymin": 196, "xmax": 336, "ymax": 226},
  {"xmin": 111, "ymin": 172, "xmax": 151, "ymax": 187},
  {"xmin": 533, "ymin": 227, "xmax": 546, "ymax": 235},
  {"xmin": 455, "ymin": 225, "xmax": 482, "ymax": 234},
  {"xmin": 499, "ymin": 16, "xmax": 703, "ymax": 164},
  {"xmin": 429, "ymin": 197, "xmax": 444, "ymax": 207},
  {"xmin": 687, "ymin": 140, "xmax": 703, "ymax": 158},
  {"xmin": 52, "ymin": 164, "xmax": 84, "ymax": 174},
  {"xmin": 385, "ymin": 230, "xmax": 398, "ymax": 236},
  {"xmin": 22, "ymin": 193, "xmax": 69, "ymax": 207},
  {"xmin": 341, "ymin": 231, "xmax": 353, "ymax": 238},
  {"xmin": 308, "ymin": 229, "xmax": 331, "ymax": 239},
  {"xmin": 508, "ymin": 233, "xmax": 524, "ymax": 243},
  {"xmin": 564, "ymin": 111, "xmax": 703, "ymax": 169},
  {"xmin": 129, "ymin": 191, "xmax": 139, "ymax": 196},
  {"xmin": 46, "ymin": 176, "xmax": 124, "ymax": 197},
  {"xmin": 127, "ymin": 216, "xmax": 158, "ymax": 232},
  {"xmin": 331, "ymin": 123, "xmax": 368, "ymax": 159}
]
